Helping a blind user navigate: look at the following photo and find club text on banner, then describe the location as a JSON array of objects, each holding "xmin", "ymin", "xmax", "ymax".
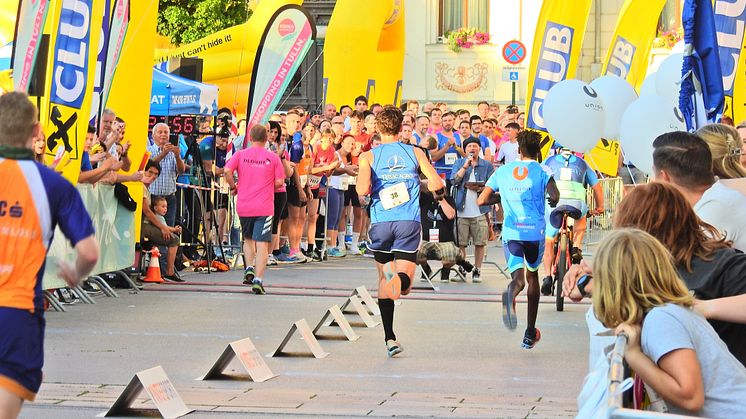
[{"xmin": 524, "ymin": 0, "xmax": 593, "ymax": 158}]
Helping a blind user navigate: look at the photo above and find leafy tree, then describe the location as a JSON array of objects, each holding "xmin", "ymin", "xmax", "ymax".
[{"xmin": 158, "ymin": 0, "xmax": 251, "ymax": 46}]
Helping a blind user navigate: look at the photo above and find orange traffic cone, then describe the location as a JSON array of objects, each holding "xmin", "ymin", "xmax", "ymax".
[{"xmin": 142, "ymin": 247, "xmax": 164, "ymax": 283}]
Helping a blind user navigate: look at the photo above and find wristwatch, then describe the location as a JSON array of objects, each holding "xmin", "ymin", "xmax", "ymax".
[{"xmin": 577, "ymin": 274, "xmax": 591, "ymax": 298}]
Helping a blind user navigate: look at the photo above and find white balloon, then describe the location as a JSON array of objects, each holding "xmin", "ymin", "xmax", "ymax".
[
  {"xmin": 639, "ymin": 72, "xmax": 658, "ymax": 97},
  {"xmin": 543, "ymin": 79, "xmax": 605, "ymax": 153},
  {"xmin": 655, "ymin": 53, "xmax": 684, "ymax": 104},
  {"xmin": 619, "ymin": 95, "xmax": 687, "ymax": 176},
  {"xmin": 590, "ymin": 75, "xmax": 638, "ymax": 139}
]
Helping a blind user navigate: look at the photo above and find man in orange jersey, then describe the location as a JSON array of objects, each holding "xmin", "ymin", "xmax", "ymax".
[{"xmin": 0, "ymin": 92, "xmax": 99, "ymax": 417}]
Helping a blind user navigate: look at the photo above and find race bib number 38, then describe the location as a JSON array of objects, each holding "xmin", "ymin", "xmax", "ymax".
[{"xmin": 380, "ymin": 182, "xmax": 409, "ymax": 210}]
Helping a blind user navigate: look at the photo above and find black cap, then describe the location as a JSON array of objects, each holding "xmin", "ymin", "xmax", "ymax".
[{"xmin": 462, "ymin": 137, "xmax": 481, "ymax": 149}]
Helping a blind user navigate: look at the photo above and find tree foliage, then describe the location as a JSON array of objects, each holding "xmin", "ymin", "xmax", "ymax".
[{"xmin": 157, "ymin": 0, "xmax": 251, "ymax": 46}]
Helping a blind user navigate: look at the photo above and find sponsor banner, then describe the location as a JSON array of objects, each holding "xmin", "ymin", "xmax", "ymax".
[
  {"xmin": 524, "ymin": 0, "xmax": 592, "ymax": 158},
  {"xmin": 43, "ymin": 184, "xmax": 135, "ymax": 290},
  {"xmin": 43, "ymin": 0, "xmax": 104, "ymax": 183},
  {"xmin": 89, "ymin": 0, "xmax": 110, "ymax": 124},
  {"xmin": 98, "ymin": 0, "xmax": 128, "ymax": 123},
  {"xmin": 715, "ymin": 0, "xmax": 746, "ymax": 124},
  {"xmin": 10, "ymin": 0, "xmax": 50, "ymax": 92},
  {"xmin": 585, "ymin": 139, "xmax": 621, "ymax": 177},
  {"xmin": 246, "ymin": 5, "xmax": 315, "ymax": 127},
  {"xmin": 601, "ymin": 0, "xmax": 666, "ymax": 89}
]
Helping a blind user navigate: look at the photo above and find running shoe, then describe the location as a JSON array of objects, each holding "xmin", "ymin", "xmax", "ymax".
[
  {"xmin": 328, "ymin": 247, "xmax": 346, "ymax": 258},
  {"xmin": 267, "ymin": 254, "xmax": 278, "ymax": 266},
  {"xmin": 347, "ymin": 246, "xmax": 364, "ymax": 256},
  {"xmin": 276, "ymin": 253, "xmax": 297, "ymax": 264},
  {"xmin": 163, "ymin": 274, "xmax": 185, "ymax": 283},
  {"xmin": 540, "ymin": 276, "xmax": 553, "ymax": 296},
  {"xmin": 501, "ymin": 288, "xmax": 517, "ymax": 330},
  {"xmin": 252, "ymin": 278, "xmax": 266, "ymax": 295},
  {"xmin": 243, "ymin": 266, "xmax": 255, "ymax": 285},
  {"xmin": 472, "ymin": 267, "xmax": 482, "ymax": 283},
  {"xmin": 279, "ymin": 243, "xmax": 290, "ymax": 255},
  {"xmin": 363, "ymin": 248, "xmax": 375, "ymax": 258},
  {"xmin": 521, "ymin": 328, "xmax": 541, "ymax": 349},
  {"xmin": 289, "ymin": 250, "xmax": 309, "ymax": 263},
  {"xmin": 459, "ymin": 259, "xmax": 474, "ymax": 273},
  {"xmin": 386, "ymin": 340, "xmax": 404, "ymax": 357},
  {"xmin": 312, "ymin": 249, "xmax": 324, "ymax": 261}
]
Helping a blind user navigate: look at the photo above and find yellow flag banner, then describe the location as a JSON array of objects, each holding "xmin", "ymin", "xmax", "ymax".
[
  {"xmin": 585, "ymin": 139, "xmax": 621, "ymax": 176},
  {"xmin": 106, "ymin": 0, "xmax": 157, "ymax": 240},
  {"xmin": 41, "ymin": 0, "xmax": 105, "ymax": 184},
  {"xmin": 601, "ymin": 0, "xmax": 666, "ymax": 90},
  {"xmin": 714, "ymin": 0, "xmax": 746, "ymax": 125},
  {"xmin": 524, "ymin": 0, "xmax": 593, "ymax": 159}
]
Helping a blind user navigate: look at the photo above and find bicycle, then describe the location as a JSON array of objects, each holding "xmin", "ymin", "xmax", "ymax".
[{"xmin": 546, "ymin": 202, "xmax": 584, "ymax": 312}]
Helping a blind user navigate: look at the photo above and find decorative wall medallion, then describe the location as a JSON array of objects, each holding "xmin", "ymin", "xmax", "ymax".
[{"xmin": 434, "ymin": 62, "xmax": 488, "ymax": 93}]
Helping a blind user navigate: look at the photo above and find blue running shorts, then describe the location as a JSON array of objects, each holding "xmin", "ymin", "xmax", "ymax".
[
  {"xmin": 0, "ymin": 308, "xmax": 44, "ymax": 401},
  {"xmin": 368, "ymin": 221, "xmax": 422, "ymax": 254},
  {"xmin": 503, "ymin": 240, "xmax": 545, "ymax": 273}
]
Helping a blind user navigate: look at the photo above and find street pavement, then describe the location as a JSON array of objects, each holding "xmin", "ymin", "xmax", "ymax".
[{"xmin": 24, "ymin": 244, "xmax": 595, "ymax": 418}]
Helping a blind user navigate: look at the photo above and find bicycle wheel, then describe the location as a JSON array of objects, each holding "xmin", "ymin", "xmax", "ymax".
[{"xmin": 556, "ymin": 233, "xmax": 567, "ymax": 312}]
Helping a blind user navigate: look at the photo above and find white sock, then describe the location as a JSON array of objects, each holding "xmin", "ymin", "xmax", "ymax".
[
  {"xmin": 254, "ymin": 277, "xmax": 263, "ymax": 283},
  {"xmin": 336, "ymin": 232, "xmax": 344, "ymax": 249},
  {"xmin": 352, "ymin": 232, "xmax": 360, "ymax": 247}
]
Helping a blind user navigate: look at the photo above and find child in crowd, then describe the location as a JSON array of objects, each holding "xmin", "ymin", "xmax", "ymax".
[
  {"xmin": 152, "ymin": 196, "xmax": 182, "ymax": 237},
  {"xmin": 593, "ymin": 229, "xmax": 746, "ymax": 417}
]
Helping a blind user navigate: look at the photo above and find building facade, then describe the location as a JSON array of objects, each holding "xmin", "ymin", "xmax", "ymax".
[{"xmin": 280, "ymin": 0, "xmax": 680, "ymax": 111}]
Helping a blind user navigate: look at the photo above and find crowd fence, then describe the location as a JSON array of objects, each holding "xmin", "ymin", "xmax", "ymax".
[
  {"xmin": 584, "ymin": 177, "xmax": 624, "ymax": 248},
  {"xmin": 43, "ymin": 184, "xmax": 136, "ymax": 291}
]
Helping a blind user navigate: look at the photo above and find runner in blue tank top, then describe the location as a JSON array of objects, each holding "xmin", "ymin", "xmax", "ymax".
[
  {"xmin": 356, "ymin": 106, "xmax": 444, "ymax": 357},
  {"xmin": 478, "ymin": 131, "xmax": 559, "ymax": 350}
]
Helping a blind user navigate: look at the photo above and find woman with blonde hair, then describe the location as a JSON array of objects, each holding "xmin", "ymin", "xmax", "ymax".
[
  {"xmin": 695, "ymin": 123, "xmax": 746, "ymax": 178},
  {"xmin": 565, "ymin": 182, "xmax": 746, "ymax": 366},
  {"xmin": 594, "ymin": 229, "xmax": 746, "ymax": 416}
]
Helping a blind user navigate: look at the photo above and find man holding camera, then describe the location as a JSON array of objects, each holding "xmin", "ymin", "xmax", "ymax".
[
  {"xmin": 147, "ymin": 123, "xmax": 185, "ymax": 227},
  {"xmin": 450, "ymin": 138, "xmax": 494, "ymax": 282}
]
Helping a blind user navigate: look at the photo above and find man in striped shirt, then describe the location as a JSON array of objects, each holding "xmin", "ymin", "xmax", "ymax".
[{"xmin": 146, "ymin": 123, "xmax": 185, "ymax": 227}]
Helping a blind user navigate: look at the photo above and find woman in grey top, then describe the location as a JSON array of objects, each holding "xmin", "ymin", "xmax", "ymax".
[{"xmin": 593, "ymin": 229, "xmax": 746, "ymax": 417}]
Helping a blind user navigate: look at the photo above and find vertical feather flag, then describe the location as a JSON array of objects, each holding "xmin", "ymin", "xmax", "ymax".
[
  {"xmin": 524, "ymin": 0, "xmax": 593, "ymax": 158},
  {"xmin": 714, "ymin": 0, "xmax": 746, "ymax": 124},
  {"xmin": 10, "ymin": 0, "xmax": 51, "ymax": 92},
  {"xmin": 679, "ymin": 0, "xmax": 725, "ymax": 130},
  {"xmin": 41, "ymin": 0, "xmax": 105, "ymax": 183},
  {"xmin": 601, "ymin": 0, "xmax": 667, "ymax": 89}
]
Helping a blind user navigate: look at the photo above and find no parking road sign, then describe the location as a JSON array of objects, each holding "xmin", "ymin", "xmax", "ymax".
[{"xmin": 502, "ymin": 40, "xmax": 527, "ymax": 65}]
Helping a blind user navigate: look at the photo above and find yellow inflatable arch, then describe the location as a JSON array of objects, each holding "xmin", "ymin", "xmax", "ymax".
[
  {"xmin": 154, "ymin": 0, "xmax": 301, "ymax": 115},
  {"xmin": 155, "ymin": 0, "xmax": 405, "ymax": 115},
  {"xmin": 323, "ymin": 0, "xmax": 404, "ymax": 108}
]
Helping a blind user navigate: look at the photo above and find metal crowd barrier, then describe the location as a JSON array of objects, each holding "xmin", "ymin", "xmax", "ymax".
[
  {"xmin": 605, "ymin": 334, "xmax": 698, "ymax": 419},
  {"xmin": 584, "ymin": 177, "xmax": 624, "ymax": 247}
]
